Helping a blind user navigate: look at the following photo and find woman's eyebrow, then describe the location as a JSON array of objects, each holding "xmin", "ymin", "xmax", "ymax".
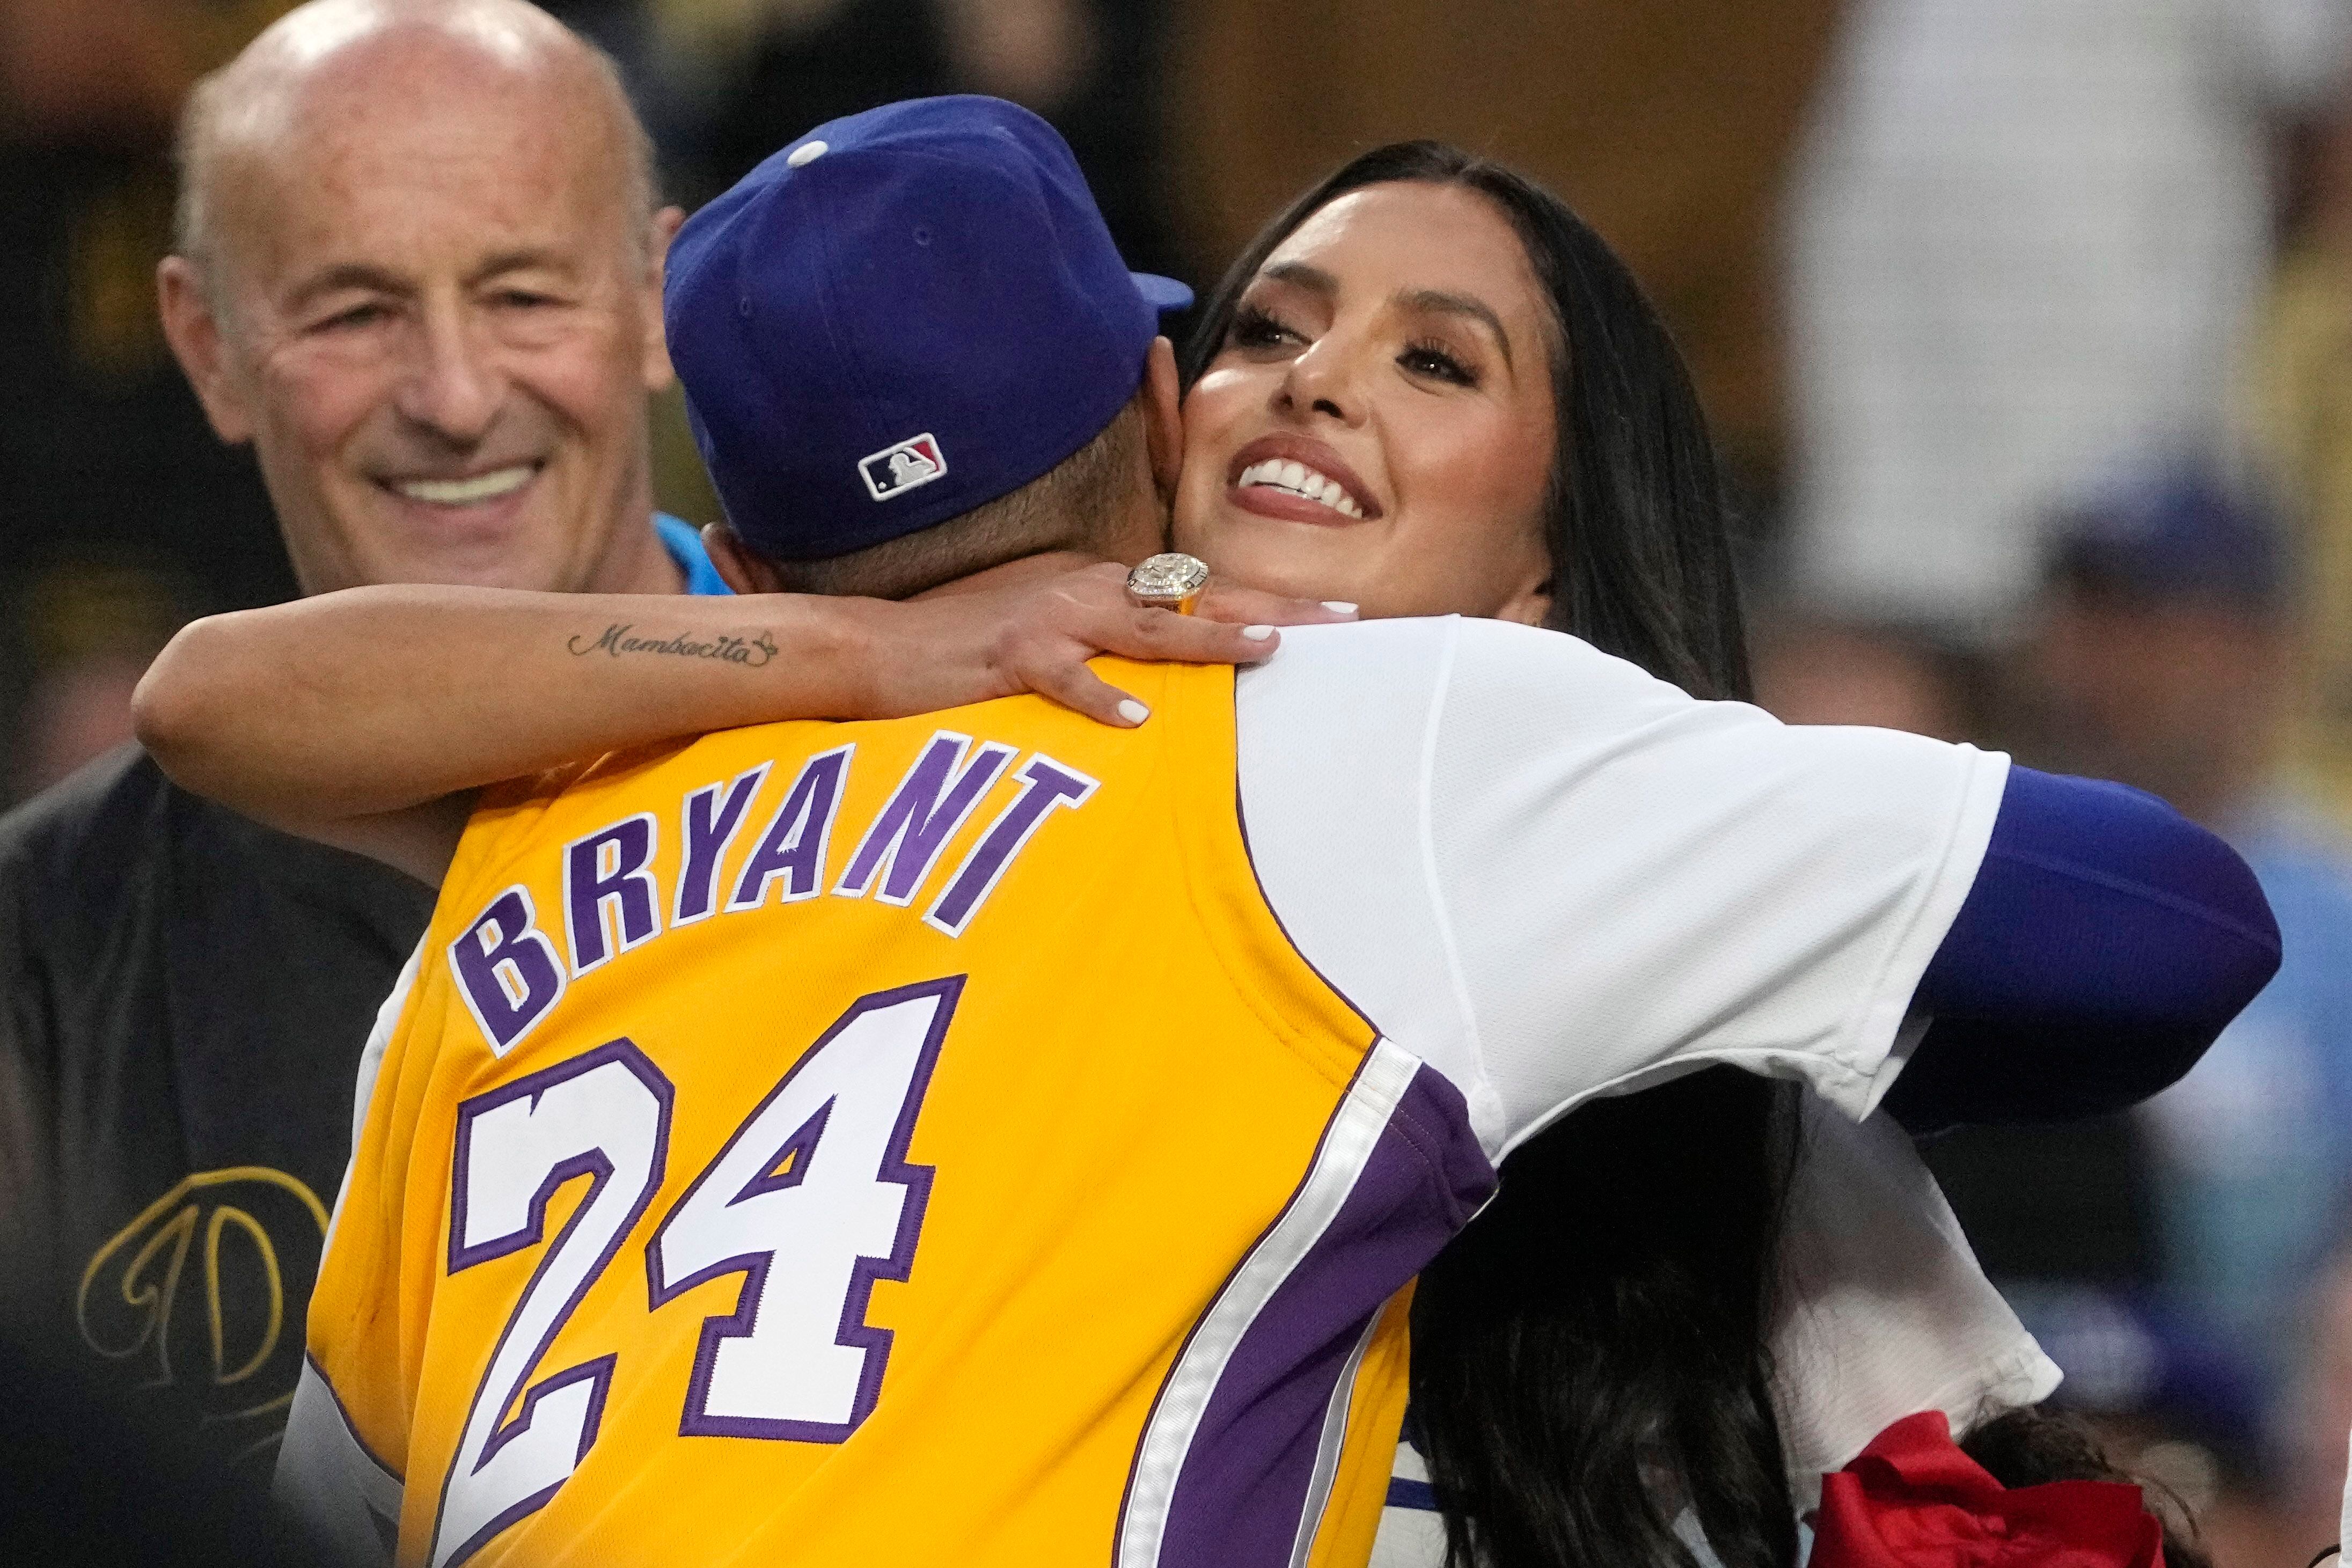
[
  {"xmin": 1399, "ymin": 288, "xmax": 1514, "ymax": 371},
  {"xmin": 1260, "ymin": 260, "xmax": 1338, "ymax": 296}
]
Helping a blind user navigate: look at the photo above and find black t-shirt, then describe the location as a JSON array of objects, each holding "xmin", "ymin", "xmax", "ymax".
[{"xmin": 0, "ymin": 745, "xmax": 432, "ymax": 1479}]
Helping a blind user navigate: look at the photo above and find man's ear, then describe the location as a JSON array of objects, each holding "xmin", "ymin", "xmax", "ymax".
[
  {"xmin": 1140, "ymin": 335, "xmax": 1183, "ymax": 502},
  {"xmin": 157, "ymin": 257, "xmax": 254, "ymax": 445},
  {"xmin": 642, "ymin": 206, "xmax": 686, "ymax": 392},
  {"xmin": 702, "ymin": 522, "xmax": 785, "ymax": 595}
]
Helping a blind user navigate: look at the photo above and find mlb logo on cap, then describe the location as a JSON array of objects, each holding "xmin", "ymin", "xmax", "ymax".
[{"xmin": 860, "ymin": 433, "xmax": 948, "ymax": 501}]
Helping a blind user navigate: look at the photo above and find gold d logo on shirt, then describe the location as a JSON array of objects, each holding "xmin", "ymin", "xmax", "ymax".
[{"xmin": 76, "ymin": 1167, "xmax": 331, "ymax": 1462}]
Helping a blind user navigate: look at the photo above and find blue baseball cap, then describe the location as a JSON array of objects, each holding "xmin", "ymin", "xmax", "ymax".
[
  {"xmin": 2045, "ymin": 461, "xmax": 2287, "ymax": 610},
  {"xmin": 665, "ymin": 96, "xmax": 1193, "ymax": 563}
]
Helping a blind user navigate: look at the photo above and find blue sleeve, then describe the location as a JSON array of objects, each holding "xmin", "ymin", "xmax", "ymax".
[{"xmin": 1881, "ymin": 765, "xmax": 2281, "ymax": 1133}]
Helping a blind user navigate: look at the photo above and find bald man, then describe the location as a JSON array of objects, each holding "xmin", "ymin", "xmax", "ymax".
[{"xmin": 0, "ymin": 0, "xmax": 725, "ymax": 1482}]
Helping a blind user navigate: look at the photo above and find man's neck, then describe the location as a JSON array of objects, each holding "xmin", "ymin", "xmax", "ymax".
[
  {"xmin": 908, "ymin": 550, "xmax": 1118, "ymax": 602},
  {"xmin": 906, "ymin": 495, "xmax": 1173, "ymax": 602}
]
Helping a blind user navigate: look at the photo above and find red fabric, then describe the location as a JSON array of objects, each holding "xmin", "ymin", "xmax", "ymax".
[{"xmin": 1808, "ymin": 1412, "xmax": 2165, "ymax": 1568}]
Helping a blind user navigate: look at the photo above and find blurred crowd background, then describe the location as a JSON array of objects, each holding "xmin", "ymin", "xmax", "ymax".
[{"xmin": 9, "ymin": 0, "xmax": 2352, "ymax": 1560}]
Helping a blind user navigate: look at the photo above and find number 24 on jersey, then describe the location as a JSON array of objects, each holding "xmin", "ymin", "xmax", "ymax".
[{"xmin": 430, "ymin": 977, "xmax": 961, "ymax": 1568}]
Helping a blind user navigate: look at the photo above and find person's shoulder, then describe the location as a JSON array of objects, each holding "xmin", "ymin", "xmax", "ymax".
[
  {"xmin": 0, "ymin": 744, "xmax": 171, "ymax": 898},
  {"xmin": 0, "ymin": 744, "xmax": 435, "ymax": 940},
  {"xmin": 1242, "ymin": 613, "xmax": 1639, "ymax": 693},
  {"xmin": 1252, "ymin": 612, "xmax": 1611, "ymax": 660},
  {"xmin": 0, "ymin": 749, "xmax": 185, "ymax": 991},
  {"xmin": 1235, "ymin": 617, "xmax": 1462, "ymax": 748},
  {"xmin": 1250, "ymin": 613, "xmax": 1461, "ymax": 664},
  {"xmin": 1266, "ymin": 614, "xmax": 1690, "ymax": 689},
  {"xmin": 1438, "ymin": 615, "xmax": 1703, "ymax": 702},
  {"xmin": 1237, "ymin": 616, "xmax": 1696, "ymax": 767}
]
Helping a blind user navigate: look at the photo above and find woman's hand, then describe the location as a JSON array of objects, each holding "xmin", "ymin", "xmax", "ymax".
[{"xmin": 849, "ymin": 561, "xmax": 1357, "ymax": 727}]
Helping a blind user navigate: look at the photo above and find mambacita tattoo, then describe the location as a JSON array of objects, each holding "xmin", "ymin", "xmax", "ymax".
[{"xmin": 567, "ymin": 623, "xmax": 781, "ymax": 667}]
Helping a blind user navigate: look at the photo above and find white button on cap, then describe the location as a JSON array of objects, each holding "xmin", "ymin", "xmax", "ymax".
[{"xmin": 787, "ymin": 140, "xmax": 828, "ymax": 167}]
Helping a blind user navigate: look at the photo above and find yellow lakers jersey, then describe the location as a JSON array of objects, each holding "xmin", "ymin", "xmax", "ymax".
[{"xmin": 299, "ymin": 658, "xmax": 1497, "ymax": 1568}]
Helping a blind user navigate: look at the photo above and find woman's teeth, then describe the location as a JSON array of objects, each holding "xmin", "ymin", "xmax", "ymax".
[
  {"xmin": 394, "ymin": 464, "xmax": 537, "ymax": 505},
  {"xmin": 1237, "ymin": 458, "xmax": 1366, "ymax": 519}
]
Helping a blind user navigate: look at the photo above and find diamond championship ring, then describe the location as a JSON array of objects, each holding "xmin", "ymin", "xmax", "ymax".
[{"xmin": 1125, "ymin": 553, "xmax": 1211, "ymax": 615}]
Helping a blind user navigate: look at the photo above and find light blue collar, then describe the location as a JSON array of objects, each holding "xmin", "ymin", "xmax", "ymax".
[{"xmin": 655, "ymin": 512, "xmax": 733, "ymax": 596}]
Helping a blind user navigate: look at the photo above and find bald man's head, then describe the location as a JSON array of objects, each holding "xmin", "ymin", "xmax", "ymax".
[
  {"xmin": 153, "ymin": 0, "xmax": 688, "ymax": 600},
  {"xmin": 174, "ymin": 0, "xmax": 656, "ymax": 292}
]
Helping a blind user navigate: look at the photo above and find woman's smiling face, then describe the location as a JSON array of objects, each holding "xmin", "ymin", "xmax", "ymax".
[{"xmin": 1174, "ymin": 181, "xmax": 1559, "ymax": 622}]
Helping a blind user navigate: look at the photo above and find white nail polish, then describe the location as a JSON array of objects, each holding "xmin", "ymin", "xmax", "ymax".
[
  {"xmin": 1322, "ymin": 602, "xmax": 1359, "ymax": 615},
  {"xmin": 1117, "ymin": 698, "xmax": 1150, "ymax": 724},
  {"xmin": 1241, "ymin": 624, "xmax": 1275, "ymax": 641}
]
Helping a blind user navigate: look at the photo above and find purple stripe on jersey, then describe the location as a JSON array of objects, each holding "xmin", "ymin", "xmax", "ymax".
[{"xmin": 1148, "ymin": 1062, "xmax": 1492, "ymax": 1567}]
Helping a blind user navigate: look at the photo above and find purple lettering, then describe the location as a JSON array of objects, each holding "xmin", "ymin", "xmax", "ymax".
[
  {"xmin": 449, "ymin": 888, "xmax": 567, "ymax": 1056},
  {"xmin": 563, "ymin": 814, "xmax": 661, "ymax": 975},
  {"xmin": 728, "ymin": 746, "xmax": 852, "ymax": 912},
  {"xmin": 675, "ymin": 765, "xmax": 770, "ymax": 926},
  {"xmin": 924, "ymin": 756, "xmax": 1098, "ymax": 936},
  {"xmin": 834, "ymin": 732, "xmax": 1016, "ymax": 907}
]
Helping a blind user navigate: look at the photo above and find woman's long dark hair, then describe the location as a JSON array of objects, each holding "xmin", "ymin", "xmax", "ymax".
[{"xmin": 1183, "ymin": 142, "xmax": 1797, "ymax": 1568}]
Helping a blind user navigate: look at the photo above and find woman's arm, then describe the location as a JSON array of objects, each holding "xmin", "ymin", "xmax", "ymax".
[
  {"xmin": 133, "ymin": 561, "xmax": 1349, "ymax": 883},
  {"xmin": 1312, "ymin": 619, "xmax": 2278, "ymax": 1145},
  {"xmin": 1888, "ymin": 766, "xmax": 2282, "ymax": 1131}
]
